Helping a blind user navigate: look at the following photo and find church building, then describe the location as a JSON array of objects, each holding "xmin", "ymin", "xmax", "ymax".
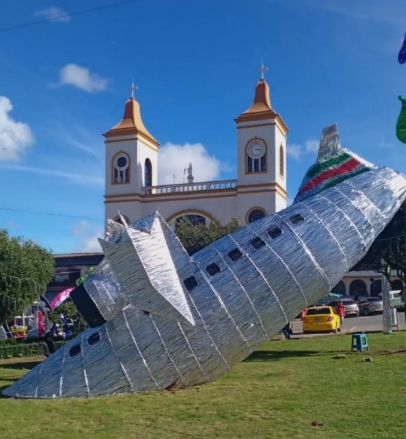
[{"xmin": 104, "ymin": 69, "xmax": 288, "ymax": 228}]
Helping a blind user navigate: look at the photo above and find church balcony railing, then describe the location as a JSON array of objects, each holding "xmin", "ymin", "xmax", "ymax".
[{"xmin": 143, "ymin": 179, "xmax": 237, "ymax": 195}]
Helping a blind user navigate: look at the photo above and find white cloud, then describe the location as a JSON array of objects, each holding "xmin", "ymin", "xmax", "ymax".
[
  {"xmin": 66, "ymin": 139, "xmax": 100, "ymax": 158},
  {"xmin": 379, "ymin": 139, "xmax": 392, "ymax": 149},
  {"xmin": 304, "ymin": 140, "xmax": 319, "ymax": 153},
  {"xmin": 81, "ymin": 237, "xmax": 103, "ymax": 252},
  {"xmin": 44, "ymin": 119, "xmax": 103, "ymax": 159},
  {"xmin": 286, "ymin": 143, "xmax": 302, "ymax": 160},
  {"xmin": 34, "ymin": 7, "xmax": 71, "ymax": 23},
  {"xmin": 3, "ymin": 164, "xmax": 103, "ymax": 186},
  {"xmin": 287, "ymin": 139, "xmax": 319, "ymax": 161},
  {"xmin": 0, "ymin": 97, "xmax": 34, "ymax": 161},
  {"xmin": 57, "ymin": 64, "xmax": 108, "ymax": 93},
  {"xmin": 72, "ymin": 221, "xmax": 103, "ymax": 252},
  {"xmin": 158, "ymin": 142, "xmax": 225, "ymax": 184}
]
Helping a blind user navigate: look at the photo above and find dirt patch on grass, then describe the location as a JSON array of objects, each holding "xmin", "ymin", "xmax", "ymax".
[
  {"xmin": 376, "ymin": 349, "xmax": 406, "ymax": 356},
  {"xmin": 0, "ymin": 356, "xmax": 44, "ymax": 370}
]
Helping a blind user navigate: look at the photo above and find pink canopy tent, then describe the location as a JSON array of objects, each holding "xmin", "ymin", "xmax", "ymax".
[{"xmin": 50, "ymin": 287, "xmax": 74, "ymax": 309}]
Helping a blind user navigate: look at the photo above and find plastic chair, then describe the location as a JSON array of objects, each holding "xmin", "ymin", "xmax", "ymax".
[{"xmin": 351, "ymin": 332, "xmax": 369, "ymax": 352}]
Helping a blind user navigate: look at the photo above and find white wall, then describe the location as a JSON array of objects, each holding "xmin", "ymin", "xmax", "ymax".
[
  {"xmin": 236, "ymin": 119, "xmax": 287, "ymax": 187},
  {"xmin": 275, "ymin": 192, "xmax": 287, "ymax": 212},
  {"xmin": 273, "ymin": 124, "xmax": 287, "ymax": 192},
  {"xmin": 137, "ymin": 139, "xmax": 158, "ymax": 187},
  {"xmin": 104, "ymin": 134, "xmax": 158, "ymax": 196},
  {"xmin": 105, "ymin": 135, "xmax": 139, "ymax": 196}
]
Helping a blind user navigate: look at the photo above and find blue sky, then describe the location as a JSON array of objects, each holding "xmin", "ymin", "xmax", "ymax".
[{"xmin": 1, "ymin": 0, "xmax": 406, "ymax": 254}]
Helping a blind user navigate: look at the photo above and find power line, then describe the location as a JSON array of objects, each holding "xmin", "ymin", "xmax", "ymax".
[
  {"xmin": 376, "ymin": 231, "xmax": 406, "ymax": 242},
  {"xmin": 0, "ymin": 207, "xmax": 102, "ymax": 221},
  {"xmin": 0, "ymin": 0, "xmax": 141, "ymax": 34}
]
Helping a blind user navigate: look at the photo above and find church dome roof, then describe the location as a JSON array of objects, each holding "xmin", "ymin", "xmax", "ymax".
[
  {"xmin": 235, "ymin": 76, "xmax": 289, "ymax": 133},
  {"xmin": 104, "ymin": 90, "xmax": 159, "ymax": 147}
]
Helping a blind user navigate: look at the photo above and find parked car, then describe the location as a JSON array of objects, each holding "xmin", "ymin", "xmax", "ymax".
[
  {"xmin": 302, "ymin": 306, "xmax": 341, "ymax": 333},
  {"xmin": 377, "ymin": 290, "xmax": 405, "ymax": 312},
  {"xmin": 328, "ymin": 299, "xmax": 359, "ymax": 317},
  {"xmin": 389, "ymin": 290, "xmax": 405, "ymax": 311},
  {"xmin": 358, "ymin": 297, "xmax": 383, "ymax": 316}
]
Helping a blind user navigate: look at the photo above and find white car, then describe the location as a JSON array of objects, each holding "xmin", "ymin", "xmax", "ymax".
[{"xmin": 328, "ymin": 299, "xmax": 359, "ymax": 317}]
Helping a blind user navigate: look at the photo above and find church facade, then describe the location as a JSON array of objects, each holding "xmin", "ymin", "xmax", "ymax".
[{"xmin": 104, "ymin": 75, "xmax": 287, "ymax": 228}]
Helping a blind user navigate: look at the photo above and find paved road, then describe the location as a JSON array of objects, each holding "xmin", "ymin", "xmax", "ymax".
[{"xmin": 290, "ymin": 311, "xmax": 406, "ymax": 338}]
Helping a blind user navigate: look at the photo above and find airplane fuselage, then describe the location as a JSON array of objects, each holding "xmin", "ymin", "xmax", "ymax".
[{"xmin": 4, "ymin": 166, "xmax": 406, "ymax": 398}]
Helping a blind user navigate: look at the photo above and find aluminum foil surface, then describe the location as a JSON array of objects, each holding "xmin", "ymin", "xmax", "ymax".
[{"xmin": 4, "ymin": 124, "xmax": 406, "ymax": 398}]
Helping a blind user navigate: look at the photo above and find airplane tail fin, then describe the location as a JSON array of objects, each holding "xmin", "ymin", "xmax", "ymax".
[
  {"xmin": 294, "ymin": 123, "xmax": 375, "ymax": 203},
  {"xmin": 98, "ymin": 212, "xmax": 195, "ymax": 326}
]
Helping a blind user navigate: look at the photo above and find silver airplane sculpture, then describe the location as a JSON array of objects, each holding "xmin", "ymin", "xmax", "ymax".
[{"xmin": 4, "ymin": 124, "xmax": 406, "ymax": 399}]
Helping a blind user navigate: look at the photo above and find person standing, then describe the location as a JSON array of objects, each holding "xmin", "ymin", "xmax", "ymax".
[
  {"xmin": 282, "ymin": 321, "xmax": 293, "ymax": 339},
  {"xmin": 300, "ymin": 307, "xmax": 308, "ymax": 321},
  {"xmin": 336, "ymin": 301, "xmax": 346, "ymax": 326},
  {"xmin": 43, "ymin": 331, "xmax": 56, "ymax": 357}
]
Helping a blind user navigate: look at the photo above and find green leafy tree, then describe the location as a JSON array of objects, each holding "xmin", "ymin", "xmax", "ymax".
[
  {"xmin": 0, "ymin": 229, "xmax": 54, "ymax": 324},
  {"xmin": 353, "ymin": 201, "xmax": 406, "ymax": 298},
  {"xmin": 76, "ymin": 266, "xmax": 96, "ymax": 286},
  {"xmin": 175, "ymin": 217, "xmax": 241, "ymax": 255},
  {"xmin": 47, "ymin": 301, "xmax": 88, "ymax": 335}
]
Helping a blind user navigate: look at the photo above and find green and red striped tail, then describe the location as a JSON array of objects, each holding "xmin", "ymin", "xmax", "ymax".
[{"xmin": 294, "ymin": 124, "xmax": 374, "ymax": 203}]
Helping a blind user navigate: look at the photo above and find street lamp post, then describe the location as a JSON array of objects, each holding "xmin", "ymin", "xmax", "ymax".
[{"xmin": 382, "ymin": 261, "xmax": 392, "ymax": 334}]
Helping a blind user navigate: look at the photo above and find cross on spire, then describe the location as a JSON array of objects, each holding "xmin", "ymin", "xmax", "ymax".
[
  {"xmin": 130, "ymin": 80, "xmax": 138, "ymax": 98},
  {"xmin": 259, "ymin": 59, "xmax": 268, "ymax": 80}
]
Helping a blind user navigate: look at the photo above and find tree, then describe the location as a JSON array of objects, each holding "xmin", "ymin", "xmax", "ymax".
[
  {"xmin": 175, "ymin": 217, "xmax": 241, "ymax": 255},
  {"xmin": 76, "ymin": 266, "xmax": 96, "ymax": 286},
  {"xmin": 353, "ymin": 201, "xmax": 406, "ymax": 298},
  {"xmin": 0, "ymin": 229, "xmax": 54, "ymax": 324}
]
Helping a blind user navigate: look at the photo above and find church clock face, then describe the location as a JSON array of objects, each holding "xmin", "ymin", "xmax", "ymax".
[{"xmin": 248, "ymin": 140, "xmax": 265, "ymax": 158}]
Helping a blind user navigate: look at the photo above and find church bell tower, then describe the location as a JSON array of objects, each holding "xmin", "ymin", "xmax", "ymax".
[
  {"xmin": 235, "ymin": 63, "xmax": 289, "ymax": 222},
  {"xmin": 103, "ymin": 84, "xmax": 159, "ymax": 225}
]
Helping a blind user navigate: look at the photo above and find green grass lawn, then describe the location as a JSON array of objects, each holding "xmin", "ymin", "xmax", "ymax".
[{"xmin": 0, "ymin": 333, "xmax": 405, "ymax": 439}]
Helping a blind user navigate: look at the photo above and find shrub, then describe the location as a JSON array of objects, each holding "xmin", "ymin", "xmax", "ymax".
[
  {"xmin": 0, "ymin": 339, "xmax": 66, "ymax": 358},
  {"xmin": 0, "ymin": 343, "xmax": 44, "ymax": 359}
]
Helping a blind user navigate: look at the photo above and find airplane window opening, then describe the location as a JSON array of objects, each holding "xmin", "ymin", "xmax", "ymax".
[
  {"xmin": 184, "ymin": 276, "xmax": 198, "ymax": 291},
  {"xmin": 228, "ymin": 248, "xmax": 243, "ymax": 262},
  {"xmin": 88, "ymin": 332, "xmax": 101, "ymax": 346},
  {"xmin": 206, "ymin": 263, "xmax": 221, "ymax": 276},
  {"xmin": 289, "ymin": 214, "xmax": 304, "ymax": 225},
  {"xmin": 250, "ymin": 237, "xmax": 266, "ymax": 249},
  {"xmin": 268, "ymin": 226, "xmax": 282, "ymax": 239},
  {"xmin": 69, "ymin": 344, "xmax": 81, "ymax": 357}
]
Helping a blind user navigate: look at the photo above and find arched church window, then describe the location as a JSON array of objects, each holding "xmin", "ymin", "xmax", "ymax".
[
  {"xmin": 246, "ymin": 140, "xmax": 266, "ymax": 173},
  {"xmin": 145, "ymin": 159, "xmax": 152, "ymax": 187},
  {"xmin": 175, "ymin": 214, "xmax": 206, "ymax": 228},
  {"xmin": 247, "ymin": 208, "xmax": 266, "ymax": 224},
  {"xmin": 279, "ymin": 144, "xmax": 284, "ymax": 177},
  {"xmin": 349, "ymin": 279, "xmax": 367, "ymax": 300},
  {"xmin": 113, "ymin": 153, "xmax": 130, "ymax": 184},
  {"xmin": 370, "ymin": 280, "xmax": 382, "ymax": 297}
]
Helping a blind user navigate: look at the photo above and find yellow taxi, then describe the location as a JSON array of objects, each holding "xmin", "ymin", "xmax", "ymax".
[{"xmin": 302, "ymin": 306, "xmax": 341, "ymax": 334}]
